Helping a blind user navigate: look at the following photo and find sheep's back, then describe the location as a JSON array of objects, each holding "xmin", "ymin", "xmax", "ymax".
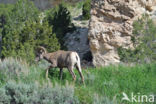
[{"xmin": 55, "ymin": 50, "xmax": 73, "ymax": 68}]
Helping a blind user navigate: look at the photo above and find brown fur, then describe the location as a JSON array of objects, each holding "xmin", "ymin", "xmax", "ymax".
[{"xmin": 35, "ymin": 47, "xmax": 84, "ymax": 83}]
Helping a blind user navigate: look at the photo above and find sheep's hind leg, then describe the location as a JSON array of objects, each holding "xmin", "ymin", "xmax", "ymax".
[
  {"xmin": 76, "ymin": 63, "xmax": 84, "ymax": 84},
  {"xmin": 59, "ymin": 68, "xmax": 63, "ymax": 80},
  {"xmin": 46, "ymin": 68, "xmax": 49, "ymax": 79},
  {"xmin": 68, "ymin": 66, "xmax": 76, "ymax": 81}
]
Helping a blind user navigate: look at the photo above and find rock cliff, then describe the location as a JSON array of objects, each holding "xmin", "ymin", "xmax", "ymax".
[{"xmin": 88, "ymin": 0, "xmax": 156, "ymax": 67}]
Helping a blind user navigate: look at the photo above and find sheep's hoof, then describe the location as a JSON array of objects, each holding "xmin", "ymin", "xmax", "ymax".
[
  {"xmin": 73, "ymin": 76, "xmax": 76, "ymax": 81},
  {"xmin": 82, "ymin": 81, "xmax": 86, "ymax": 86},
  {"xmin": 81, "ymin": 79, "xmax": 85, "ymax": 84},
  {"xmin": 73, "ymin": 79, "xmax": 76, "ymax": 82}
]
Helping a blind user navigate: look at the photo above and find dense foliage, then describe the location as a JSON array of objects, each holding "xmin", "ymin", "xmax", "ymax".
[
  {"xmin": 118, "ymin": 14, "xmax": 156, "ymax": 63},
  {"xmin": 82, "ymin": 0, "xmax": 91, "ymax": 20},
  {"xmin": 0, "ymin": 4, "xmax": 14, "ymax": 56},
  {"xmin": 0, "ymin": 4, "xmax": 13, "ymax": 36},
  {"xmin": 0, "ymin": 0, "xmax": 60, "ymax": 62},
  {"xmin": 46, "ymin": 3, "xmax": 75, "ymax": 49}
]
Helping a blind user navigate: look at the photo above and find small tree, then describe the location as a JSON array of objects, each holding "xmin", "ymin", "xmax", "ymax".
[
  {"xmin": 46, "ymin": 3, "xmax": 75, "ymax": 49},
  {"xmin": 16, "ymin": 21, "xmax": 60, "ymax": 62},
  {"xmin": 0, "ymin": 4, "xmax": 14, "ymax": 57},
  {"xmin": 1, "ymin": 0, "xmax": 60, "ymax": 62},
  {"xmin": 1, "ymin": 0, "xmax": 39, "ymax": 59}
]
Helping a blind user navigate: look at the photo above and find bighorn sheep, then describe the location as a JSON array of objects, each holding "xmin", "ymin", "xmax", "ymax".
[{"xmin": 35, "ymin": 47, "xmax": 84, "ymax": 83}]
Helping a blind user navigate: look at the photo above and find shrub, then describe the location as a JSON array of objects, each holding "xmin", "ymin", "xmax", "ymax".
[
  {"xmin": 0, "ymin": 81, "xmax": 79, "ymax": 104},
  {"xmin": 0, "ymin": 4, "xmax": 13, "ymax": 37},
  {"xmin": 17, "ymin": 21, "xmax": 60, "ymax": 62},
  {"xmin": 118, "ymin": 14, "xmax": 156, "ymax": 63},
  {"xmin": 82, "ymin": 0, "xmax": 91, "ymax": 20},
  {"xmin": 1, "ymin": 0, "xmax": 60, "ymax": 62},
  {"xmin": 0, "ymin": 58, "xmax": 29, "ymax": 83},
  {"xmin": 39, "ymin": 83, "xmax": 79, "ymax": 104},
  {"xmin": 1, "ymin": 0, "xmax": 39, "ymax": 59},
  {"xmin": 0, "ymin": 88, "xmax": 10, "ymax": 104},
  {"xmin": 0, "ymin": 81, "xmax": 39, "ymax": 104},
  {"xmin": 46, "ymin": 3, "xmax": 75, "ymax": 49}
]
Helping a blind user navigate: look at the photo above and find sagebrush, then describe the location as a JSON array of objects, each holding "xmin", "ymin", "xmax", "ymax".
[
  {"xmin": 0, "ymin": 58, "xmax": 28, "ymax": 84},
  {"xmin": 0, "ymin": 81, "xmax": 79, "ymax": 104}
]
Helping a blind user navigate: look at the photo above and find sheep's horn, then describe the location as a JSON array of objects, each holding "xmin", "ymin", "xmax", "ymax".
[{"xmin": 38, "ymin": 46, "xmax": 47, "ymax": 53}]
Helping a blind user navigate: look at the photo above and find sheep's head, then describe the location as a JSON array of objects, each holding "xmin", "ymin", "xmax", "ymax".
[{"xmin": 35, "ymin": 46, "xmax": 47, "ymax": 62}]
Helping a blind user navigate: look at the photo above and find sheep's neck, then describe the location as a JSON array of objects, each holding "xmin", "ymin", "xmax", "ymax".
[{"xmin": 43, "ymin": 53, "xmax": 51, "ymax": 62}]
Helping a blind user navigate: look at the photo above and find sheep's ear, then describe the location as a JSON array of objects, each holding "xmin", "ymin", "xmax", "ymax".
[{"xmin": 39, "ymin": 46, "xmax": 47, "ymax": 53}]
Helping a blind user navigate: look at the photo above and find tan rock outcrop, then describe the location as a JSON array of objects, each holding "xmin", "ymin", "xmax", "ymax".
[{"xmin": 88, "ymin": 0, "xmax": 156, "ymax": 67}]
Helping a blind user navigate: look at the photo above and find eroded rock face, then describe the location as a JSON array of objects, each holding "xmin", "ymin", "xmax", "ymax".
[
  {"xmin": 88, "ymin": 0, "xmax": 156, "ymax": 67},
  {"xmin": 65, "ymin": 8, "xmax": 90, "ymax": 60}
]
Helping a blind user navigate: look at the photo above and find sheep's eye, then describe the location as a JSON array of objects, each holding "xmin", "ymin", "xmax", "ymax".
[
  {"xmin": 40, "ymin": 50, "xmax": 43, "ymax": 53},
  {"xmin": 36, "ymin": 53, "xmax": 39, "ymax": 57}
]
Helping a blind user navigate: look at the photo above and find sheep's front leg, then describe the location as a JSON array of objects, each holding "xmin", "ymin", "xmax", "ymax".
[
  {"xmin": 46, "ymin": 68, "xmax": 49, "ymax": 79},
  {"xmin": 59, "ymin": 68, "xmax": 63, "ymax": 80},
  {"xmin": 46, "ymin": 66, "xmax": 51, "ymax": 80}
]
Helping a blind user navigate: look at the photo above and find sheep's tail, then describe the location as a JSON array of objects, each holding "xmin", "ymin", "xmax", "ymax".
[
  {"xmin": 76, "ymin": 54, "xmax": 78, "ymax": 61},
  {"xmin": 75, "ymin": 52, "xmax": 84, "ymax": 83},
  {"xmin": 75, "ymin": 52, "xmax": 81, "ymax": 69},
  {"xmin": 75, "ymin": 52, "xmax": 80, "ymax": 62}
]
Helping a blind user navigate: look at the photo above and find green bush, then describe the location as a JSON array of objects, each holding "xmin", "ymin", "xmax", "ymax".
[
  {"xmin": 0, "ymin": 0, "xmax": 60, "ymax": 62},
  {"xmin": 1, "ymin": 0, "xmax": 38, "ymax": 59},
  {"xmin": 0, "ymin": 4, "xmax": 13, "ymax": 36},
  {"xmin": 46, "ymin": 3, "xmax": 75, "ymax": 49},
  {"xmin": 118, "ymin": 14, "xmax": 156, "ymax": 63},
  {"xmin": 82, "ymin": 0, "xmax": 91, "ymax": 20},
  {"xmin": 17, "ymin": 21, "xmax": 60, "ymax": 62},
  {"xmin": 0, "ymin": 81, "xmax": 79, "ymax": 104}
]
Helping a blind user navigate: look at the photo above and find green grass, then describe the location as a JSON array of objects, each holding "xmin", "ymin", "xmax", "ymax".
[
  {"xmin": 61, "ymin": 64, "xmax": 155, "ymax": 104},
  {"xmin": 36, "ymin": 63, "xmax": 156, "ymax": 104},
  {"xmin": 0, "ymin": 58, "xmax": 155, "ymax": 104}
]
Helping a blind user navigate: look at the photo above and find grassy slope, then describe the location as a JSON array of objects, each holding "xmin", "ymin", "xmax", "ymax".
[
  {"xmin": 26, "ymin": 63, "xmax": 156, "ymax": 104},
  {"xmin": 62, "ymin": 64, "xmax": 155, "ymax": 104},
  {"xmin": 0, "ymin": 58, "xmax": 155, "ymax": 104}
]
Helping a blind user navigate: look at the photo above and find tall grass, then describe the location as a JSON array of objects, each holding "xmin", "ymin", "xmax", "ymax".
[
  {"xmin": 0, "ymin": 58, "xmax": 155, "ymax": 104},
  {"xmin": 48, "ymin": 64, "xmax": 156, "ymax": 104}
]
